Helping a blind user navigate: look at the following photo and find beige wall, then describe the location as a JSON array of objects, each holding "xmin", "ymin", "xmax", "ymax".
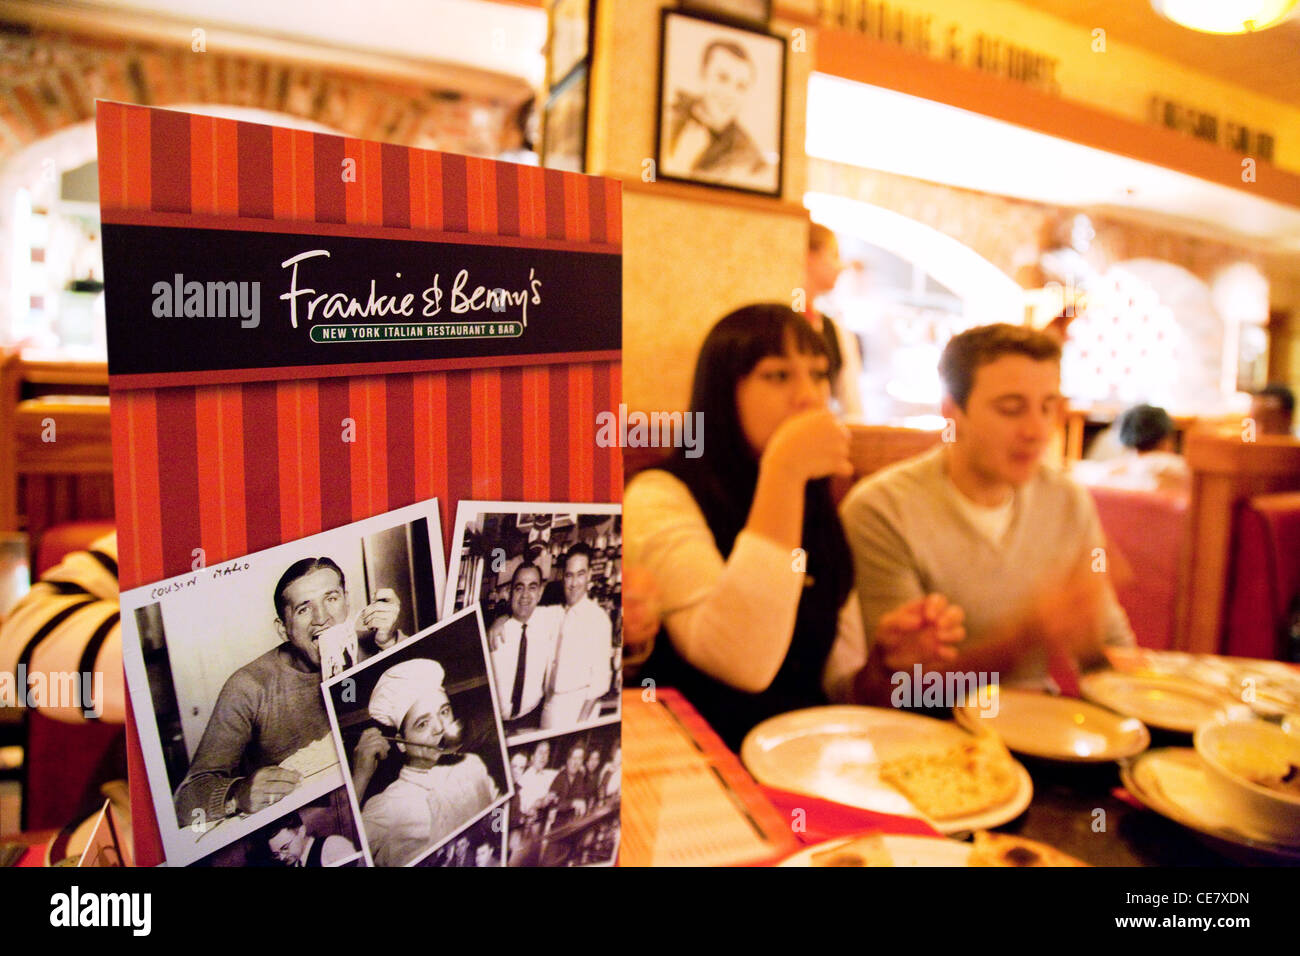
[
  {"xmin": 589, "ymin": 0, "xmax": 815, "ymax": 413},
  {"xmin": 621, "ymin": 190, "xmax": 808, "ymax": 412}
]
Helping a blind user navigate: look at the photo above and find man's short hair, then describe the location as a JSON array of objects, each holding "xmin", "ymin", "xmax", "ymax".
[
  {"xmin": 701, "ymin": 39, "xmax": 751, "ymax": 73},
  {"xmin": 1256, "ymin": 382, "xmax": 1296, "ymax": 416},
  {"xmin": 562, "ymin": 542, "xmax": 592, "ymax": 570},
  {"xmin": 261, "ymin": 810, "xmax": 304, "ymax": 847},
  {"xmin": 938, "ymin": 323, "xmax": 1062, "ymax": 410},
  {"xmin": 1117, "ymin": 403, "xmax": 1174, "ymax": 452},
  {"xmin": 274, "ymin": 557, "xmax": 346, "ymax": 620},
  {"xmin": 512, "ymin": 561, "xmax": 542, "ymax": 585}
]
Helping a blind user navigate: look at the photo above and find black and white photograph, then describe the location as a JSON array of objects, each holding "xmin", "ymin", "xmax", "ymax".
[
  {"xmin": 506, "ymin": 720, "xmax": 620, "ymax": 868},
  {"xmin": 445, "ymin": 501, "xmax": 622, "ymax": 741},
  {"xmin": 323, "ymin": 605, "xmax": 511, "ymax": 867},
  {"xmin": 415, "ymin": 809, "xmax": 506, "ymax": 867},
  {"xmin": 190, "ymin": 788, "xmax": 364, "ymax": 867},
  {"xmin": 541, "ymin": 64, "xmax": 588, "ymax": 174},
  {"xmin": 117, "ymin": 498, "xmax": 446, "ymax": 867},
  {"xmin": 546, "ymin": 0, "xmax": 593, "ymax": 89},
  {"xmin": 656, "ymin": 8, "xmax": 785, "ymax": 196},
  {"xmin": 681, "ymin": 0, "xmax": 772, "ymax": 28}
]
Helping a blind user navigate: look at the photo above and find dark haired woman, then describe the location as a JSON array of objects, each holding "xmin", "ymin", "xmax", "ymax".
[{"xmin": 625, "ymin": 304, "xmax": 962, "ymax": 749}]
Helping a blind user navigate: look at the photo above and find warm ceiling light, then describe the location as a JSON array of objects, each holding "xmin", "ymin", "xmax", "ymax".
[{"xmin": 1151, "ymin": 0, "xmax": 1299, "ymax": 33}]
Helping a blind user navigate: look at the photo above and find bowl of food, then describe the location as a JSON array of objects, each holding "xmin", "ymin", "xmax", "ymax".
[{"xmin": 1194, "ymin": 717, "xmax": 1300, "ymax": 845}]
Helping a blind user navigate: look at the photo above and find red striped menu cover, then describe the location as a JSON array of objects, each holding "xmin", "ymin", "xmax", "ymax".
[{"xmin": 97, "ymin": 102, "xmax": 622, "ymax": 866}]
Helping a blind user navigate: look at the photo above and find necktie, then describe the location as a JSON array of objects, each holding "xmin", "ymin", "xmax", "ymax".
[{"xmin": 510, "ymin": 623, "xmax": 528, "ymax": 718}]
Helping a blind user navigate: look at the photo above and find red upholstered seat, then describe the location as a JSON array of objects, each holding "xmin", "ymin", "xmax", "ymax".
[
  {"xmin": 1224, "ymin": 493, "xmax": 1300, "ymax": 660},
  {"xmin": 1087, "ymin": 486, "xmax": 1189, "ymax": 651},
  {"xmin": 33, "ymin": 520, "xmax": 116, "ymax": 575},
  {"xmin": 20, "ymin": 519, "xmax": 123, "ymax": 833}
]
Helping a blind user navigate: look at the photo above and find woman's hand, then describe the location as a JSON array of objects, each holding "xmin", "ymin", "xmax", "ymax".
[
  {"xmin": 760, "ymin": 408, "xmax": 852, "ymax": 484},
  {"xmin": 621, "ymin": 565, "xmax": 661, "ymax": 659}
]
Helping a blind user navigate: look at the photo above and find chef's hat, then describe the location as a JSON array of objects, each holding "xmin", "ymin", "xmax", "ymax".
[{"xmin": 368, "ymin": 658, "xmax": 446, "ymax": 729}]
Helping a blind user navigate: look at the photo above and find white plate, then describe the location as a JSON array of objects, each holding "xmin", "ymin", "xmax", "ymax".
[
  {"xmin": 1121, "ymin": 747, "xmax": 1300, "ymax": 862},
  {"xmin": 739, "ymin": 706, "xmax": 1033, "ymax": 836},
  {"xmin": 779, "ymin": 833, "xmax": 972, "ymax": 867},
  {"xmin": 1079, "ymin": 671, "xmax": 1251, "ymax": 735},
  {"xmin": 954, "ymin": 687, "xmax": 1150, "ymax": 762}
]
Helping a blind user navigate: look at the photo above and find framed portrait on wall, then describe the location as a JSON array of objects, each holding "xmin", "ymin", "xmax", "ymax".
[
  {"xmin": 542, "ymin": 64, "xmax": 589, "ymax": 174},
  {"xmin": 680, "ymin": 0, "xmax": 772, "ymax": 29},
  {"xmin": 548, "ymin": 0, "xmax": 595, "ymax": 89},
  {"xmin": 655, "ymin": 8, "xmax": 785, "ymax": 197}
]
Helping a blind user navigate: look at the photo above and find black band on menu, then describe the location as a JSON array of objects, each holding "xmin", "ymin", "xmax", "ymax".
[{"xmin": 101, "ymin": 223, "xmax": 622, "ymax": 377}]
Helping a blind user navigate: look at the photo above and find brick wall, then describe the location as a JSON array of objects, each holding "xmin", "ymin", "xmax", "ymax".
[{"xmin": 0, "ymin": 27, "xmax": 514, "ymax": 164}]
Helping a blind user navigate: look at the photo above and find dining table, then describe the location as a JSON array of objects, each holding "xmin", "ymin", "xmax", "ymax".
[{"xmin": 619, "ymin": 647, "xmax": 1300, "ymax": 867}]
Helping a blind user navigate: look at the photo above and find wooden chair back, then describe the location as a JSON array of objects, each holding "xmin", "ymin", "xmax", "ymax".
[
  {"xmin": 1180, "ymin": 430, "xmax": 1300, "ymax": 653},
  {"xmin": 832, "ymin": 424, "xmax": 944, "ymax": 503},
  {"xmin": 0, "ymin": 351, "xmax": 112, "ymax": 548}
]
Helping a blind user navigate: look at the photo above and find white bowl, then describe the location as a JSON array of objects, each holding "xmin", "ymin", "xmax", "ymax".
[{"xmin": 1194, "ymin": 718, "xmax": 1300, "ymax": 845}]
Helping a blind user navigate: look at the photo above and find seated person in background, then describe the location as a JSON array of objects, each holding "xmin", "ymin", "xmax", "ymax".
[
  {"xmin": 841, "ymin": 323, "xmax": 1135, "ymax": 702},
  {"xmin": 625, "ymin": 304, "xmax": 963, "ymax": 750},
  {"xmin": 175, "ymin": 556, "xmax": 401, "ymax": 827},
  {"xmin": 1073, "ymin": 403, "xmax": 1188, "ymax": 493},
  {"xmin": 1250, "ymin": 383, "xmax": 1296, "ymax": 437}
]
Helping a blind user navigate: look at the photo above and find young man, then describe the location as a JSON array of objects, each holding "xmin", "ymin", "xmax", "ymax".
[
  {"xmin": 541, "ymin": 544, "xmax": 614, "ymax": 730},
  {"xmin": 664, "ymin": 40, "xmax": 769, "ymax": 188},
  {"xmin": 174, "ymin": 557, "xmax": 401, "ymax": 827},
  {"xmin": 839, "ymin": 323, "xmax": 1133, "ymax": 703}
]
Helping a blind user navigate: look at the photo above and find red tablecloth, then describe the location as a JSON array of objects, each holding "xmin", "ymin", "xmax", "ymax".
[{"xmin": 760, "ymin": 786, "xmax": 941, "ymax": 846}]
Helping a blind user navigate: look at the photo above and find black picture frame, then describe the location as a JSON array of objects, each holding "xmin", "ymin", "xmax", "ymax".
[
  {"xmin": 655, "ymin": 8, "xmax": 786, "ymax": 198},
  {"xmin": 541, "ymin": 63, "xmax": 589, "ymax": 174},
  {"xmin": 547, "ymin": 0, "xmax": 596, "ymax": 90},
  {"xmin": 680, "ymin": 0, "xmax": 772, "ymax": 29}
]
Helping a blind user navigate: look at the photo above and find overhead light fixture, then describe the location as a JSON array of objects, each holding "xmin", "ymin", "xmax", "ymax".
[{"xmin": 1151, "ymin": 0, "xmax": 1299, "ymax": 33}]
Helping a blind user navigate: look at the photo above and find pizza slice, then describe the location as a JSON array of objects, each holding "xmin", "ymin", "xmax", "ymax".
[{"xmin": 877, "ymin": 736, "xmax": 1019, "ymax": 821}]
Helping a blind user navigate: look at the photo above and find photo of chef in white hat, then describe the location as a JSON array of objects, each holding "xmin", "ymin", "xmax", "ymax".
[{"xmin": 324, "ymin": 606, "xmax": 510, "ymax": 867}]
